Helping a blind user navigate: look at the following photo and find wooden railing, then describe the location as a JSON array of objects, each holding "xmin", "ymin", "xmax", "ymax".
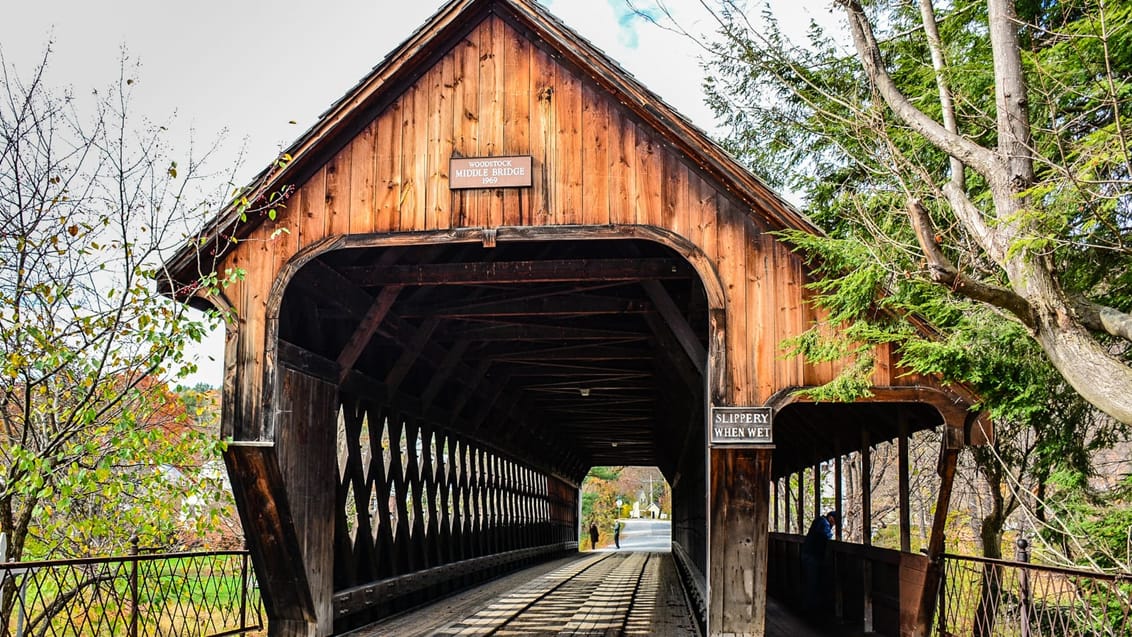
[{"xmin": 768, "ymin": 532, "xmax": 931, "ymax": 635}]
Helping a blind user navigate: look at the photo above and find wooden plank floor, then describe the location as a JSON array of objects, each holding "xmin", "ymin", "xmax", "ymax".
[
  {"xmin": 348, "ymin": 551, "xmax": 698, "ymax": 636},
  {"xmin": 347, "ymin": 551, "xmax": 851, "ymax": 636}
]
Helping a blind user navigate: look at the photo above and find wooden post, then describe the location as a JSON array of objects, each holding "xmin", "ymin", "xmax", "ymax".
[
  {"xmin": 1017, "ymin": 538, "xmax": 1032, "ymax": 637},
  {"xmin": 772, "ymin": 478, "xmax": 780, "ymax": 532},
  {"xmin": 898, "ymin": 417, "xmax": 911, "ymax": 553},
  {"xmin": 861, "ymin": 429, "xmax": 873, "ymax": 633},
  {"xmin": 783, "ymin": 476, "xmax": 792, "ymax": 533},
  {"xmin": 833, "ymin": 448, "xmax": 844, "ymax": 621},
  {"xmin": 710, "ymin": 447, "xmax": 772, "ymax": 637},
  {"xmin": 834, "ymin": 451, "xmax": 843, "ymax": 542},
  {"xmin": 812, "ymin": 463, "xmax": 821, "ymax": 520},
  {"xmin": 861, "ymin": 431, "xmax": 872, "ymax": 545},
  {"xmin": 916, "ymin": 436, "xmax": 962, "ymax": 636},
  {"xmin": 796, "ymin": 470, "xmax": 805, "ymax": 534}
]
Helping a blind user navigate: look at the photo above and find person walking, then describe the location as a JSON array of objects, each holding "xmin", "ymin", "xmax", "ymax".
[
  {"xmin": 588, "ymin": 521, "xmax": 600, "ymax": 550},
  {"xmin": 613, "ymin": 521, "xmax": 621, "ymax": 549},
  {"xmin": 801, "ymin": 510, "xmax": 839, "ymax": 613}
]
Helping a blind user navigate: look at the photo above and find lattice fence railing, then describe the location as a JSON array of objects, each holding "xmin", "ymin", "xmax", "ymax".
[{"xmin": 333, "ymin": 397, "xmax": 576, "ymax": 594}]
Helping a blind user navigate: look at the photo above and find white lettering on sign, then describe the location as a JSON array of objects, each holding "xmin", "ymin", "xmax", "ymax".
[{"xmin": 709, "ymin": 407, "xmax": 774, "ymax": 446}]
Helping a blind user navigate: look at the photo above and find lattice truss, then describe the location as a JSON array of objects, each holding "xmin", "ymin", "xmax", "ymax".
[{"xmin": 333, "ymin": 397, "xmax": 576, "ymax": 590}]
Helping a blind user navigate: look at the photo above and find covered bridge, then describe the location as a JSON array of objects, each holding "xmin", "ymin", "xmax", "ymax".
[{"xmin": 161, "ymin": 0, "xmax": 989, "ymax": 635}]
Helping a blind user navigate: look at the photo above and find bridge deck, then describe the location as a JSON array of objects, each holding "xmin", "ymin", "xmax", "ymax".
[{"xmin": 347, "ymin": 550, "xmax": 838, "ymax": 636}]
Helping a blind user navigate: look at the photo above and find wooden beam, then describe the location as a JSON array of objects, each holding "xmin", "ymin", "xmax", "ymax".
[
  {"xmin": 433, "ymin": 322, "xmax": 650, "ymax": 343},
  {"xmin": 336, "ymin": 285, "xmax": 402, "ymax": 383},
  {"xmin": 398, "ymin": 295, "xmax": 651, "ymax": 318},
  {"xmin": 641, "ymin": 280, "xmax": 705, "ymax": 375},
  {"xmin": 384, "ymin": 316, "xmax": 440, "ymax": 393},
  {"xmin": 644, "ymin": 312, "xmax": 702, "ymax": 388},
  {"xmin": 421, "ymin": 340, "xmax": 470, "ymax": 405},
  {"xmin": 223, "ymin": 444, "xmax": 316, "ymax": 627},
  {"xmin": 477, "ymin": 342, "xmax": 651, "ymax": 363},
  {"xmin": 341, "ymin": 257, "xmax": 689, "ymax": 287},
  {"xmin": 916, "ymin": 445, "xmax": 960, "ymax": 632}
]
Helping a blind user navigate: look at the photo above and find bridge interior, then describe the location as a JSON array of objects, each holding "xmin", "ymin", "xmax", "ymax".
[{"xmin": 274, "ymin": 237, "xmax": 710, "ymax": 632}]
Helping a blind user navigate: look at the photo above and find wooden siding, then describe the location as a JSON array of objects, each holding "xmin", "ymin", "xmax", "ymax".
[{"xmin": 217, "ymin": 16, "xmax": 911, "ymax": 444}]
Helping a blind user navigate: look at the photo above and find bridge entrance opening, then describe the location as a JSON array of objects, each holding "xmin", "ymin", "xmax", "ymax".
[
  {"xmin": 580, "ymin": 466, "xmax": 674, "ymax": 553},
  {"xmin": 274, "ymin": 237, "xmax": 709, "ymax": 631}
]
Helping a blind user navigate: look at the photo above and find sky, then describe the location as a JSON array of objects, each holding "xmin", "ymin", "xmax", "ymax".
[{"xmin": 1, "ymin": 0, "xmax": 835, "ymax": 385}]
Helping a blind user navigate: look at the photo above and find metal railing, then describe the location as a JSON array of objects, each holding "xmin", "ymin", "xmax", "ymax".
[
  {"xmin": 0, "ymin": 541, "xmax": 263, "ymax": 637},
  {"xmin": 936, "ymin": 540, "xmax": 1132, "ymax": 637}
]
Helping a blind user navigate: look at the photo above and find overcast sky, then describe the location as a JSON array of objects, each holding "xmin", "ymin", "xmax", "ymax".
[{"xmin": 2, "ymin": 0, "xmax": 833, "ymax": 385}]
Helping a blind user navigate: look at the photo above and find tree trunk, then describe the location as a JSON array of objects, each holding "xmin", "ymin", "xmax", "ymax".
[
  {"xmin": 839, "ymin": 0, "xmax": 1132, "ymax": 426},
  {"xmin": 973, "ymin": 465, "xmax": 1006, "ymax": 637}
]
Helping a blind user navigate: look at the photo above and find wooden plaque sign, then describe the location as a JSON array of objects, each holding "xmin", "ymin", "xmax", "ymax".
[
  {"xmin": 450, "ymin": 155, "xmax": 533, "ymax": 189},
  {"xmin": 710, "ymin": 406, "xmax": 774, "ymax": 446}
]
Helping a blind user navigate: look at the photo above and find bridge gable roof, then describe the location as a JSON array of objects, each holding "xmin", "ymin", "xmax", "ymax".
[{"xmin": 162, "ymin": 0, "xmax": 816, "ymax": 291}]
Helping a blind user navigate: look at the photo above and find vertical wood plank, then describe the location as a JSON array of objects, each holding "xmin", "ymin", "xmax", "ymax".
[
  {"xmin": 325, "ymin": 149, "xmax": 351, "ymax": 238},
  {"xmin": 660, "ymin": 144, "xmax": 681, "ymax": 232},
  {"xmin": 581, "ymin": 84, "xmax": 610, "ymax": 226},
  {"xmin": 611, "ymin": 109, "xmax": 636, "ymax": 224},
  {"xmin": 299, "ymin": 167, "xmax": 327, "ymax": 254},
  {"xmin": 696, "ymin": 178, "xmax": 719, "ymax": 289},
  {"xmin": 501, "ymin": 20, "xmax": 530, "ymax": 226},
  {"xmin": 555, "ymin": 62, "xmax": 582, "ymax": 225},
  {"xmin": 410, "ymin": 80, "xmax": 430, "ymax": 232},
  {"xmin": 374, "ymin": 101, "xmax": 403, "ymax": 233},
  {"xmin": 873, "ymin": 341, "xmax": 894, "ymax": 386},
  {"xmin": 238, "ymin": 223, "xmax": 274, "ymax": 441},
  {"xmin": 349, "ymin": 122, "xmax": 377, "ymax": 235},
  {"xmin": 285, "ymin": 189, "xmax": 306, "ymax": 257},
  {"xmin": 460, "ymin": 32, "xmax": 483, "ymax": 227},
  {"xmin": 779, "ymin": 242, "xmax": 805, "ymax": 389},
  {"xmin": 479, "ymin": 17, "xmax": 504, "ymax": 228},
  {"xmin": 637, "ymin": 130, "xmax": 662, "ymax": 228},
  {"xmin": 426, "ymin": 58, "xmax": 452, "ymax": 231},
  {"xmin": 745, "ymin": 222, "xmax": 768, "ymax": 402},
  {"xmin": 717, "ymin": 202, "xmax": 748, "ymax": 404},
  {"xmin": 398, "ymin": 86, "xmax": 419, "ymax": 232},
  {"xmin": 529, "ymin": 45, "xmax": 555, "ymax": 225}
]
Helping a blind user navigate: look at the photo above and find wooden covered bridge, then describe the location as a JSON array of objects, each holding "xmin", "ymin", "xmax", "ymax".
[{"xmin": 162, "ymin": 0, "xmax": 990, "ymax": 634}]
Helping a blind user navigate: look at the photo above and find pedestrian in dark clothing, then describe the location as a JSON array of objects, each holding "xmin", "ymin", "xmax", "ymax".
[
  {"xmin": 588, "ymin": 522, "xmax": 600, "ymax": 550},
  {"xmin": 801, "ymin": 510, "xmax": 839, "ymax": 613},
  {"xmin": 614, "ymin": 521, "xmax": 621, "ymax": 549}
]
